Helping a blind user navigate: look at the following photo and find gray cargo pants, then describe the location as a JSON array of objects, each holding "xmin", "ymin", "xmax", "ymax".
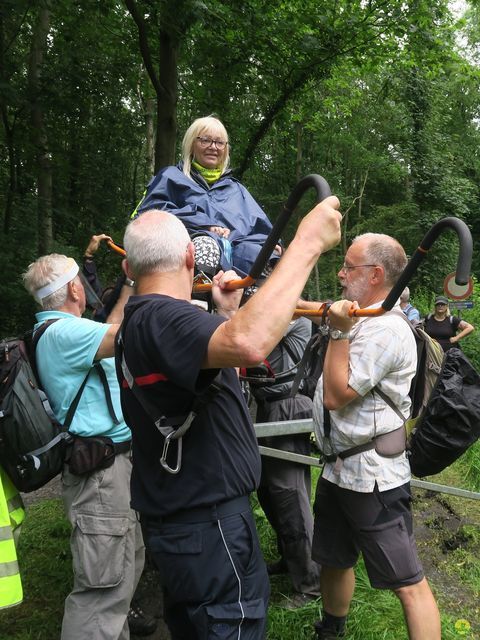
[{"xmin": 61, "ymin": 452, "xmax": 145, "ymax": 640}]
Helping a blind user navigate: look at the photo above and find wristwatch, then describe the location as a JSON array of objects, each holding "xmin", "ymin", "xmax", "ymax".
[
  {"xmin": 330, "ymin": 328, "xmax": 351, "ymax": 341},
  {"xmin": 124, "ymin": 277, "xmax": 135, "ymax": 288}
]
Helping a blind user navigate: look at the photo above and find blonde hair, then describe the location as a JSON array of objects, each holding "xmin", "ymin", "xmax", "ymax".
[{"xmin": 181, "ymin": 116, "xmax": 230, "ymax": 178}]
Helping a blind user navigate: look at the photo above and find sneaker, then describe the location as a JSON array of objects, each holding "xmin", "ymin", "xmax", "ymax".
[
  {"xmin": 313, "ymin": 619, "xmax": 345, "ymax": 638},
  {"xmin": 127, "ymin": 604, "xmax": 157, "ymax": 637},
  {"xmin": 192, "ymin": 234, "xmax": 221, "ymax": 275}
]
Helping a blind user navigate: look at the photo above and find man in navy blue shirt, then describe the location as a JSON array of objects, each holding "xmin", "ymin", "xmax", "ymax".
[{"xmin": 116, "ymin": 199, "xmax": 341, "ymax": 640}]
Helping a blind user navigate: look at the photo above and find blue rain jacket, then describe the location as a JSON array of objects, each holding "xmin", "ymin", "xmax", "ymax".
[{"xmin": 134, "ymin": 163, "xmax": 278, "ymax": 275}]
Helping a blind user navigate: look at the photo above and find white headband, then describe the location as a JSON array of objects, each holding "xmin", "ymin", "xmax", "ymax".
[{"xmin": 34, "ymin": 259, "xmax": 80, "ymax": 303}]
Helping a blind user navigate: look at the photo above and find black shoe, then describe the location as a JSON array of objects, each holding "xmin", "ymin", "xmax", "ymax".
[
  {"xmin": 267, "ymin": 558, "xmax": 287, "ymax": 576},
  {"xmin": 281, "ymin": 591, "xmax": 318, "ymax": 610},
  {"xmin": 127, "ymin": 604, "xmax": 157, "ymax": 637},
  {"xmin": 313, "ymin": 619, "xmax": 345, "ymax": 639}
]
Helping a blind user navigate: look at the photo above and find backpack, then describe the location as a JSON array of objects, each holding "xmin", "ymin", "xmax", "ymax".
[
  {"xmin": 0, "ymin": 322, "xmax": 95, "ymax": 492},
  {"xmin": 241, "ymin": 308, "xmax": 330, "ymax": 400},
  {"xmin": 371, "ymin": 317, "xmax": 480, "ymax": 477}
]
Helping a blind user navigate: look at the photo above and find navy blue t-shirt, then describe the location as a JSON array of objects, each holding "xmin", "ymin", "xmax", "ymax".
[{"xmin": 117, "ymin": 294, "xmax": 261, "ymax": 517}]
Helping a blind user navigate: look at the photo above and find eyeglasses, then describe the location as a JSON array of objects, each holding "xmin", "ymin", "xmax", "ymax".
[
  {"xmin": 340, "ymin": 263, "xmax": 377, "ymax": 273},
  {"xmin": 196, "ymin": 136, "xmax": 227, "ymax": 150}
]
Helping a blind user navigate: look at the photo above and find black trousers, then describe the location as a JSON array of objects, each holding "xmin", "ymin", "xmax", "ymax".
[{"xmin": 142, "ymin": 496, "xmax": 270, "ymax": 640}]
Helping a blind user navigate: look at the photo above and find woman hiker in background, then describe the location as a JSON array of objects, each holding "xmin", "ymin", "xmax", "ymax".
[{"xmin": 423, "ymin": 295, "xmax": 474, "ymax": 352}]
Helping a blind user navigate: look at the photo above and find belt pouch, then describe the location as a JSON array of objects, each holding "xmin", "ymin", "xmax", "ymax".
[
  {"xmin": 68, "ymin": 436, "xmax": 116, "ymax": 475},
  {"xmin": 374, "ymin": 426, "xmax": 406, "ymax": 458}
]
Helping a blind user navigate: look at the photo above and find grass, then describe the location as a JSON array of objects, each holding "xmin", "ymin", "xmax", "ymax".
[
  {"xmin": 1, "ymin": 500, "xmax": 70, "ymax": 639},
  {"xmin": 2, "ymin": 451, "xmax": 480, "ymax": 640}
]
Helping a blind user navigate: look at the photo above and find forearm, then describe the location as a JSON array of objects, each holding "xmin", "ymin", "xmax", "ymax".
[
  {"xmin": 205, "ymin": 196, "xmax": 341, "ymax": 368},
  {"xmin": 105, "ymin": 284, "xmax": 133, "ymax": 324},
  {"xmin": 227, "ymin": 243, "xmax": 320, "ymax": 359},
  {"xmin": 322, "ymin": 340, "xmax": 352, "ymax": 409},
  {"xmin": 453, "ymin": 324, "xmax": 474, "ymax": 342}
]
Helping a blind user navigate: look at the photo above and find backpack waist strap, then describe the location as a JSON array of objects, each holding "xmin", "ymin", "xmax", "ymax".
[{"xmin": 323, "ymin": 440, "xmax": 376, "ymax": 463}]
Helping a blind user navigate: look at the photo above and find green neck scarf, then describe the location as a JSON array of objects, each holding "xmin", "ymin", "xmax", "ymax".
[{"xmin": 192, "ymin": 160, "xmax": 222, "ymax": 184}]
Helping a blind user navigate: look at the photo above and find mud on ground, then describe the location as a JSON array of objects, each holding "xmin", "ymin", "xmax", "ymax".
[{"xmin": 412, "ymin": 485, "xmax": 480, "ymax": 639}]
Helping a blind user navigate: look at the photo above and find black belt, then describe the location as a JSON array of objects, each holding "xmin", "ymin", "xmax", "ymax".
[
  {"xmin": 113, "ymin": 440, "xmax": 132, "ymax": 455},
  {"xmin": 145, "ymin": 495, "xmax": 250, "ymax": 525}
]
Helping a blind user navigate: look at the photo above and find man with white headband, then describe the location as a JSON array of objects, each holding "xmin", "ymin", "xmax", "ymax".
[{"xmin": 23, "ymin": 253, "xmax": 144, "ymax": 640}]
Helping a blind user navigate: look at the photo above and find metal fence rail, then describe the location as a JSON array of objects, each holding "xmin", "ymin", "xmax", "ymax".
[{"xmin": 254, "ymin": 419, "xmax": 480, "ymax": 502}]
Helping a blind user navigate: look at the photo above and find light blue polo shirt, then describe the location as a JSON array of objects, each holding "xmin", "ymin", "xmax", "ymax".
[{"xmin": 34, "ymin": 311, "xmax": 130, "ymax": 443}]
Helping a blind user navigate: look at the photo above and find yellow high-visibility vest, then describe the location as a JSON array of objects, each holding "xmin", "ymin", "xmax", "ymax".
[{"xmin": 0, "ymin": 466, "xmax": 24, "ymax": 609}]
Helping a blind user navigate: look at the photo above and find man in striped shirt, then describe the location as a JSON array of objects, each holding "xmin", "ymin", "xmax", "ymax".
[{"xmin": 311, "ymin": 233, "xmax": 440, "ymax": 640}]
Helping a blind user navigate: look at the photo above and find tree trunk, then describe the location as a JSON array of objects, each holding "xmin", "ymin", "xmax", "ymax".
[
  {"xmin": 28, "ymin": 3, "xmax": 53, "ymax": 254},
  {"xmin": 125, "ymin": 0, "xmax": 178, "ymax": 175},
  {"xmin": 295, "ymin": 121, "xmax": 303, "ymax": 183},
  {"xmin": 0, "ymin": 16, "xmax": 16, "ymax": 234},
  {"xmin": 144, "ymin": 96, "xmax": 156, "ymax": 178},
  {"xmin": 154, "ymin": 29, "xmax": 177, "ymax": 171}
]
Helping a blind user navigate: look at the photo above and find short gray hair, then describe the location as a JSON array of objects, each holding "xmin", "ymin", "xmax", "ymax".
[
  {"xmin": 23, "ymin": 254, "xmax": 73, "ymax": 310},
  {"xmin": 182, "ymin": 115, "xmax": 230, "ymax": 178},
  {"xmin": 124, "ymin": 210, "xmax": 191, "ymax": 277},
  {"xmin": 400, "ymin": 287, "xmax": 410, "ymax": 303},
  {"xmin": 353, "ymin": 233, "xmax": 407, "ymax": 287}
]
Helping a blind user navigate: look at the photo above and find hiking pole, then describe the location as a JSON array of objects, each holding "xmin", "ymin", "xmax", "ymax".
[
  {"xmin": 294, "ymin": 216, "xmax": 473, "ymax": 319},
  {"xmin": 192, "ymin": 174, "xmax": 332, "ymax": 292}
]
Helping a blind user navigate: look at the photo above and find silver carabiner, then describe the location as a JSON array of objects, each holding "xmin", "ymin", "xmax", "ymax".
[{"xmin": 160, "ymin": 430, "xmax": 183, "ymax": 474}]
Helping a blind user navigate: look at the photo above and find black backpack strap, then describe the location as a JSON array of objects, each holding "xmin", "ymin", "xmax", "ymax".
[
  {"xmin": 24, "ymin": 367, "xmax": 93, "ymax": 462},
  {"xmin": 290, "ymin": 332, "xmax": 319, "ymax": 397},
  {"xmin": 24, "ymin": 319, "xmax": 119, "ymax": 465},
  {"xmin": 118, "ymin": 311, "xmax": 223, "ymax": 474},
  {"xmin": 291, "ymin": 303, "xmax": 330, "ymax": 398},
  {"xmin": 93, "ymin": 362, "xmax": 120, "ymax": 425},
  {"xmin": 374, "ymin": 386, "xmax": 408, "ymax": 423},
  {"xmin": 25, "ymin": 318, "xmax": 60, "ymax": 382},
  {"xmin": 31, "ymin": 318, "xmax": 119, "ymax": 425}
]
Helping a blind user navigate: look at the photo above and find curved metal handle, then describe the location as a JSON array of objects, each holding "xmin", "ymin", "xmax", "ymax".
[
  {"xmin": 293, "ymin": 216, "xmax": 473, "ymax": 319},
  {"xmin": 193, "ymin": 174, "xmax": 332, "ymax": 292}
]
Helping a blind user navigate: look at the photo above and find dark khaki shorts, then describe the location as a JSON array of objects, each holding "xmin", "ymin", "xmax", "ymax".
[{"xmin": 312, "ymin": 478, "xmax": 424, "ymax": 589}]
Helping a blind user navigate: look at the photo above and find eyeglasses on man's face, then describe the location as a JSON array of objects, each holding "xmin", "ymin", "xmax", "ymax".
[
  {"xmin": 339, "ymin": 263, "xmax": 377, "ymax": 273},
  {"xmin": 196, "ymin": 136, "xmax": 227, "ymax": 150}
]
